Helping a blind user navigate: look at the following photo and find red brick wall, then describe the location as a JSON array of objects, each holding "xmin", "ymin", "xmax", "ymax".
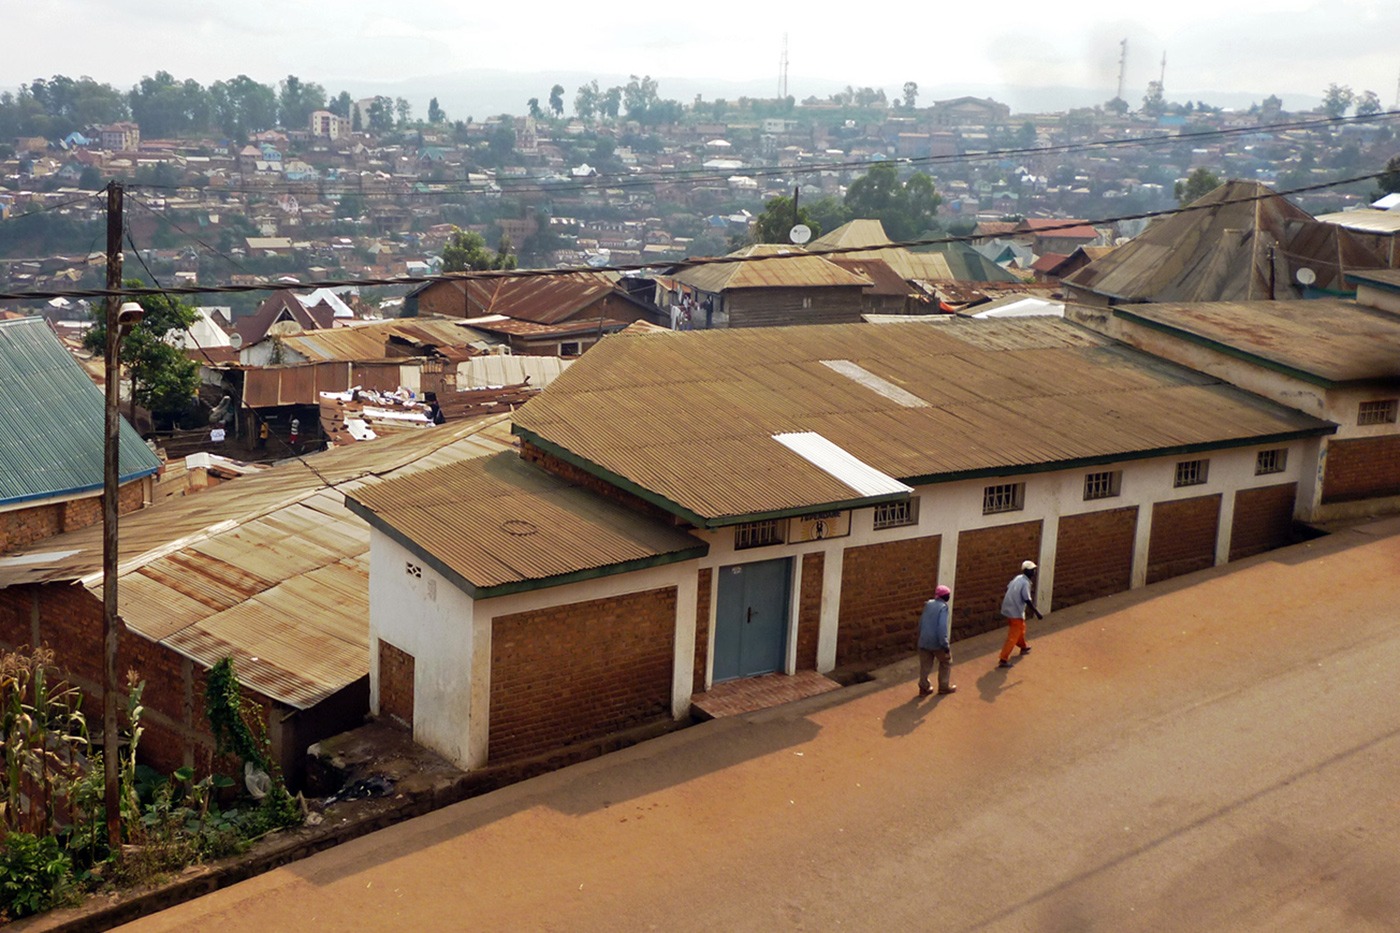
[
  {"xmin": 1147, "ymin": 495, "xmax": 1221, "ymax": 584},
  {"xmin": 1054, "ymin": 507, "xmax": 1138, "ymax": 610},
  {"xmin": 378, "ymin": 640, "xmax": 415, "ymax": 727},
  {"xmin": 0, "ymin": 482, "xmax": 147, "ymax": 556},
  {"xmin": 0, "ymin": 582, "xmax": 278, "ymax": 781},
  {"xmin": 490, "ymin": 586, "xmax": 676, "ymax": 763},
  {"xmin": 1322, "ymin": 437, "xmax": 1400, "ymax": 503},
  {"xmin": 836, "ymin": 535, "xmax": 941, "ymax": 666},
  {"xmin": 796, "ymin": 552, "xmax": 823, "ymax": 670},
  {"xmin": 692, "ymin": 568, "xmax": 711, "ymax": 693},
  {"xmin": 1230, "ymin": 483, "xmax": 1298, "ymax": 561},
  {"xmin": 954, "ymin": 521, "xmax": 1043, "ymax": 639}
]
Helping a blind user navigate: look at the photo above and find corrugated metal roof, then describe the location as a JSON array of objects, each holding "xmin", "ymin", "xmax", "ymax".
[
  {"xmin": 276, "ymin": 318, "xmax": 487, "ymax": 362},
  {"xmin": 1317, "ymin": 209, "xmax": 1400, "ymax": 235},
  {"xmin": 0, "ymin": 414, "xmax": 515, "ymax": 709},
  {"xmin": 672, "ymin": 244, "xmax": 872, "ymax": 293},
  {"xmin": 1115, "ymin": 299, "xmax": 1400, "ymax": 384},
  {"xmin": 0, "ymin": 317, "xmax": 161, "ymax": 506},
  {"xmin": 512, "ymin": 319, "xmax": 1332, "ymax": 524},
  {"xmin": 1066, "ymin": 181, "xmax": 1386, "ymax": 302},
  {"xmin": 459, "ymin": 355, "xmax": 572, "ymax": 389},
  {"xmin": 347, "ymin": 452, "xmax": 706, "ymax": 596},
  {"xmin": 413, "ymin": 271, "xmax": 626, "ymax": 325},
  {"xmin": 809, "ymin": 220, "xmax": 957, "ymax": 282}
]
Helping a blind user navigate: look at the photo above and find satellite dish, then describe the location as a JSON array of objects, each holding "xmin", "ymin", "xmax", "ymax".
[
  {"xmin": 789, "ymin": 224, "xmax": 812, "ymax": 245},
  {"xmin": 1295, "ymin": 267, "xmax": 1317, "ymax": 286},
  {"xmin": 229, "ymin": 332, "xmax": 242, "ymax": 349}
]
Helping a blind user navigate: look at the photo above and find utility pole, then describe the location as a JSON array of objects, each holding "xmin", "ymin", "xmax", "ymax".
[
  {"xmin": 792, "ymin": 185, "xmax": 800, "ymax": 232},
  {"xmin": 102, "ymin": 180, "xmax": 124, "ymax": 855}
]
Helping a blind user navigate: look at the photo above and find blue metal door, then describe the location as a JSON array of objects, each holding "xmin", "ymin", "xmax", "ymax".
[{"xmin": 713, "ymin": 557, "xmax": 791, "ymax": 682}]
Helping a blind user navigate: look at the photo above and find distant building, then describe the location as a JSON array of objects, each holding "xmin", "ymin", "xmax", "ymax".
[
  {"xmin": 99, "ymin": 122, "xmax": 140, "ymax": 152},
  {"xmin": 310, "ymin": 110, "xmax": 351, "ymax": 140}
]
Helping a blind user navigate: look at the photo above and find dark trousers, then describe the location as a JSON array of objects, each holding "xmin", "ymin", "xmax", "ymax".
[{"xmin": 918, "ymin": 648, "xmax": 952, "ymax": 692}]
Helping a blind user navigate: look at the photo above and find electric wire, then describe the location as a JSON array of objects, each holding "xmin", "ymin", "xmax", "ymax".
[{"xmin": 0, "ymin": 167, "xmax": 1390, "ymax": 303}]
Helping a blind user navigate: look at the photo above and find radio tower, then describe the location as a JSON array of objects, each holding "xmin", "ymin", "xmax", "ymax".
[
  {"xmin": 1116, "ymin": 38, "xmax": 1127, "ymax": 101},
  {"xmin": 779, "ymin": 34, "xmax": 789, "ymax": 99},
  {"xmin": 1160, "ymin": 51, "xmax": 1167, "ymax": 92}
]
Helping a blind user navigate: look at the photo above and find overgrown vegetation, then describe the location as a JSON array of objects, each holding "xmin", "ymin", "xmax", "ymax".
[{"xmin": 0, "ymin": 649, "xmax": 301, "ymax": 920}]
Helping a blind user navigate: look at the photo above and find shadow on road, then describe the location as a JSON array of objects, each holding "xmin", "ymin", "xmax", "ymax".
[
  {"xmin": 977, "ymin": 662, "xmax": 1020, "ymax": 703},
  {"xmin": 881, "ymin": 691, "xmax": 951, "ymax": 738}
]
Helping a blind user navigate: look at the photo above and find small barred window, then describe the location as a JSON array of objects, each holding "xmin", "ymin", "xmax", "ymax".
[
  {"xmin": 1255, "ymin": 449, "xmax": 1287, "ymax": 475},
  {"xmin": 982, "ymin": 482, "xmax": 1025, "ymax": 515},
  {"xmin": 873, "ymin": 498, "xmax": 919, "ymax": 530},
  {"xmin": 1174, "ymin": 459, "xmax": 1209, "ymax": 488},
  {"xmin": 734, "ymin": 519, "xmax": 785, "ymax": 550},
  {"xmin": 1083, "ymin": 470, "xmax": 1122, "ymax": 500}
]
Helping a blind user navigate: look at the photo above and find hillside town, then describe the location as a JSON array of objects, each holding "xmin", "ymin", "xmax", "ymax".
[{"xmin": 2, "ymin": 61, "xmax": 1400, "ymax": 926}]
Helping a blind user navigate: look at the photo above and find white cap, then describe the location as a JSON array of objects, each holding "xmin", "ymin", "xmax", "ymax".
[{"xmin": 1022, "ymin": 560, "xmax": 1037, "ymax": 571}]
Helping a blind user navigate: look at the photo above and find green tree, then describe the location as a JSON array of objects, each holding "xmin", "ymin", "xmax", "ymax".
[
  {"xmin": 601, "ymin": 86, "xmax": 622, "ymax": 120},
  {"xmin": 209, "ymin": 75, "xmax": 277, "ymax": 138},
  {"xmin": 527, "ymin": 97, "xmax": 543, "ymax": 120},
  {"xmin": 549, "ymin": 84, "xmax": 565, "ymax": 117},
  {"xmin": 902, "ymin": 81, "xmax": 918, "ymax": 109},
  {"xmin": 745, "ymin": 194, "xmax": 824, "ymax": 245},
  {"xmin": 574, "ymin": 81, "xmax": 599, "ymax": 120},
  {"xmin": 395, "ymin": 97, "xmax": 412, "ymax": 126},
  {"xmin": 843, "ymin": 162, "xmax": 942, "ymax": 241},
  {"xmin": 623, "ymin": 75, "xmax": 658, "ymax": 120},
  {"xmin": 440, "ymin": 227, "xmax": 516, "ymax": 272},
  {"xmin": 1142, "ymin": 80, "xmax": 1166, "ymax": 117},
  {"xmin": 1104, "ymin": 96, "xmax": 1129, "ymax": 116},
  {"xmin": 1371, "ymin": 154, "xmax": 1400, "ymax": 200},
  {"xmin": 1321, "ymin": 83, "xmax": 1354, "ymax": 119},
  {"xmin": 329, "ymin": 90, "xmax": 353, "ymax": 118},
  {"xmin": 84, "ymin": 281, "xmax": 200, "ymax": 425},
  {"xmin": 277, "ymin": 75, "xmax": 325, "ymax": 130},
  {"xmin": 1355, "ymin": 90, "xmax": 1382, "ymax": 117},
  {"xmin": 428, "ymin": 97, "xmax": 444, "ymax": 123},
  {"xmin": 365, "ymin": 96, "xmax": 394, "ymax": 133},
  {"xmin": 1174, "ymin": 167, "xmax": 1222, "ymax": 205}
]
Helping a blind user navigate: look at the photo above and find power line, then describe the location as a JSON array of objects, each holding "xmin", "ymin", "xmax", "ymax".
[
  {"xmin": 124, "ymin": 109, "xmax": 1400, "ymax": 202},
  {"xmin": 125, "ymin": 191, "xmax": 267, "ymax": 282},
  {"xmin": 0, "ymin": 191, "xmax": 105, "ymax": 226},
  {"xmin": 124, "ymin": 221, "xmax": 338, "ymax": 484},
  {"xmin": 0, "ymin": 168, "xmax": 1388, "ymax": 304}
]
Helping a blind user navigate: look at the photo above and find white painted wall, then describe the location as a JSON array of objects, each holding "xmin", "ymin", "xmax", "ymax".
[
  {"xmin": 368, "ymin": 441, "xmax": 1310, "ymax": 769},
  {"xmin": 368, "ymin": 529, "xmax": 479, "ymax": 768}
]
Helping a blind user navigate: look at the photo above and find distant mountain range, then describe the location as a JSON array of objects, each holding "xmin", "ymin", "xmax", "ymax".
[{"xmin": 320, "ymin": 68, "xmax": 1325, "ymax": 122}]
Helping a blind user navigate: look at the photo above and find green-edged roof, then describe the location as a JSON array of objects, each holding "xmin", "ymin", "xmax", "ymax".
[{"xmin": 0, "ymin": 317, "xmax": 161, "ymax": 506}]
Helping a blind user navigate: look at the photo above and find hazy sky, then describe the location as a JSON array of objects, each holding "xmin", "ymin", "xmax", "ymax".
[{"xmin": 8, "ymin": 0, "xmax": 1399, "ymax": 110}]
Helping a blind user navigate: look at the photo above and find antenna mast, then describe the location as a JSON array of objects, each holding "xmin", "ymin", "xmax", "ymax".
[
  {"xmin": 779, "ymin": 34, "xmax": 789, "ymax": 99},
  {"xmin": 1116, "ymin": 38, "xmax": 1127, "ymax": 101},
  {"xmin": 1160, "ymin": 52, "xmax": 1167, "ymax": 90}
]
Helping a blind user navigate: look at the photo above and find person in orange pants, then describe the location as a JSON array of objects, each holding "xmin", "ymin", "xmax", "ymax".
[{"xmin": 998, "ymin": 560, "xmax": 1044, "ymax": 668}]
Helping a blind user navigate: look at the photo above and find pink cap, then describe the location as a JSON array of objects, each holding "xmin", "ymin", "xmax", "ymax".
[{"xmin": 935, "ymin": 585, "xmax": 952, "ymax": 598}]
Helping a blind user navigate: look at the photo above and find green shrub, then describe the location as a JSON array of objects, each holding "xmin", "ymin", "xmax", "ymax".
[{"xmin": 0, "ymin": 832, "xmax": 73, "ymax": 919}]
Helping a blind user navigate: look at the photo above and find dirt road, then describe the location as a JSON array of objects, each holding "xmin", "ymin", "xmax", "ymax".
[{"xmin": 119, "ymin": 520, "xmax": 1400, "ymax": 932}]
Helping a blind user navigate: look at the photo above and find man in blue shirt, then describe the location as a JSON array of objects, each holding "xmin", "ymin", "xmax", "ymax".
[
  {"xmin": 998, "ymin": 560, "xmax": 1044, "ymax": 668},
  {"xmin": 917, "ymin": 585, "xmax": 956, "ymax": 696}
]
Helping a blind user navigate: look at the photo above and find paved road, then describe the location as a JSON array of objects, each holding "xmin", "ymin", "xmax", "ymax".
[{"xmin": 122, "ymin": 521, "xmax": 1400, "ymax": 932}]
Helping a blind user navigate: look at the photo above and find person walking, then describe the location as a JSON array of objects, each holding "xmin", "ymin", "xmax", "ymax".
[
  {"xmin": 917, "ymin": 585, "xmax": 956, "ymax": 696},
  {"xmin": 998, "ymin": 560, "xmax": 1043, "ymax": 669}
]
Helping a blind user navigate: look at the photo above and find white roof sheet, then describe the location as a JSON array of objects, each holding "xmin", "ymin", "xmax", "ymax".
[{"xmin": 772, "ymin": 432, "xmax": 912, "ymax": 498}]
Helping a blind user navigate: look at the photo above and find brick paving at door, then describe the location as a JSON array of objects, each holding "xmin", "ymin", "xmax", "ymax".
[{"xmin": 690, "ymin": 671, "xmax": 842, "ymax": 719}]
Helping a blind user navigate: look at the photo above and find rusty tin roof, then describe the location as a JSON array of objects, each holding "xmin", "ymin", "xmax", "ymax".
[
  {"xmin": 346, "ymin": 452, "xmax": 707, "ymax": 599},
  {"xmin": 512, "ymin": 319, "xmax": 1334, "ymax": 526},
  {"xmin": 1114, "ymin": 299, "xmax": 1400, "ymax": 385},
  {"xmin": 0, "ymin": 415, "xmax": 516, "ymax": 709}
]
